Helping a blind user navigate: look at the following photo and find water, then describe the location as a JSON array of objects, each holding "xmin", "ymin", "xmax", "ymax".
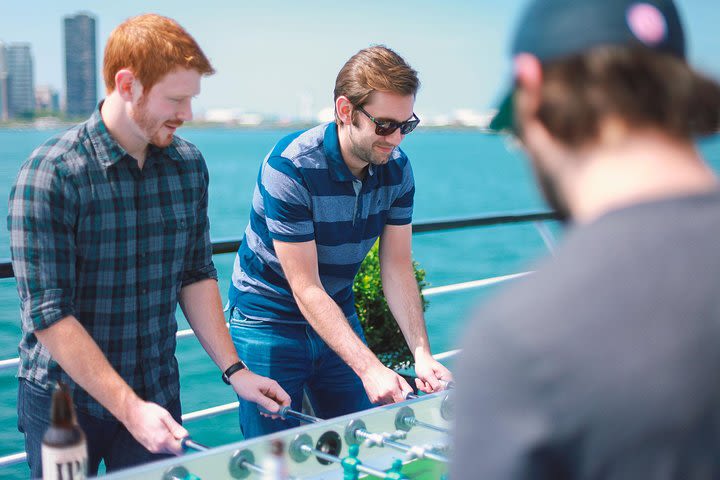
[{"xmin": 0, "ymin": 126, "xmax": 718, "ymax": 477}]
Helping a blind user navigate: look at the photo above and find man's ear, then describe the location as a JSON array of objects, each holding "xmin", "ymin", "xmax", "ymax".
[
  {"xmin": 335, "ymin": 96, "xmax": 353, "ymax": 126},
  {"xmin": 513, "ymin": 53, "xmax": 543, "ymax": 125},
  {"xmin": 114, "ymin": 69, "xmax": 141, "ymax": 101}
]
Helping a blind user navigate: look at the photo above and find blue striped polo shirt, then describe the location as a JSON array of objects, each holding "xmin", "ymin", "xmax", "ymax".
[{"xmin": 228, "ymin": 122, "xmax": 414, "ymax": 323}]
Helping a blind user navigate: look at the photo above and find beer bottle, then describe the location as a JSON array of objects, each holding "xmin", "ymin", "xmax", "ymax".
[
  {"xmin": 261, "ymin": 438, "xmax": 288, "ymax": 479},
  {"xmin": 41, "ymin": 382, "xmax": 88, "ymax": 480}
]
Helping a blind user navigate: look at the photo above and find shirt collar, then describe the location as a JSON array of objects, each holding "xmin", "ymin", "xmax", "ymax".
[
  {"xmin": 322, "ymin": 122, "xmax": 375, "ymax": 182},
  {"xmin": 88, "ymin": 101, "xmax": 184, "ymax": 168}
]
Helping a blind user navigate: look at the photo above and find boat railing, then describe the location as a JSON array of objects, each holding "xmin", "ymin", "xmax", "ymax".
[{"xmin": 0, "ymin": 209, "xmax": 559, "ymax": 469}]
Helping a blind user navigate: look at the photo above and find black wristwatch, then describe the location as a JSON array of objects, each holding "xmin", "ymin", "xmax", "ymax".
[{"xmin": 222, "ymin": 360, "xmax": 248, "ymax": 385}]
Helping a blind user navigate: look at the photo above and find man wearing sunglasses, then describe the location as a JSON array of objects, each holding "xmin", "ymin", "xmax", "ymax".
[{"xmin": 226, "ymin": 45, "xmax": 452, "ymax": 438}]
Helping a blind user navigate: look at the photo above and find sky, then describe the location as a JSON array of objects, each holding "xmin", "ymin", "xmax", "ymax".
[{"xmin": 0, "ymin": 0, "xmax": 718, "ymax": 118}]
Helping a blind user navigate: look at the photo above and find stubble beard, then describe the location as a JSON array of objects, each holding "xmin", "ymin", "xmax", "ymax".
[
  {"xmin": 531, "ymin": 154, "xmax": 571, "ymax": 224},
  {"xmin": 349, "ymin": 132, "xmax": 394, "ymax": 168},
  {"xmin": 130, "ymin": 98, "xmax": 176, "ymax": 148}
]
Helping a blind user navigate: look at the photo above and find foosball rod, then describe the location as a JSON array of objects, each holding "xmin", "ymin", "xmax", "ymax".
[
  {"xmin": 395, "ymin": 407, "xmax": 449, "ymax": 434},
  {"xmin": 296, "ymin": 443, "xmax": 394, "ymax": 479},
  {"xmin": 347, "ymin": 420, "xmax": 449, "ymax": 464},
  {"xmin": 258, "ymin": 405, "xmax": 321, "ymax": 424},
  {"xmin": 229, "ymin": 448, "xmax": 299, "ymax": 480},
  {"xmin": 181, "ymin": 437, "xmax": 210, "ymax": 452},
  {"xmin": 264, "ymin": 405, "xmax": 449, "ymax": 462}
]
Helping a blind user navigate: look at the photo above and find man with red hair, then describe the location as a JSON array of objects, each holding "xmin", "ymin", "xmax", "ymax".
[{"xmin": 9, "ymin": 14, "xmax": 289, "ymax": 476}]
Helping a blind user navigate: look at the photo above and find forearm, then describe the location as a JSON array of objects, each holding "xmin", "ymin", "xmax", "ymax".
[
  {"xmin": 179, "ymin": 278, "xmax": 239, "ymax": 371},
  {"xmin": 294, "ymin": 285, "xmax": 383, "ymax": 375},
  {"xmin": 381, "ymin": 260, "xmax": 431, "ymax": 357},
  {"xmin": 34, "ymin": 316, "xmax": 140, "ymax": 423}
]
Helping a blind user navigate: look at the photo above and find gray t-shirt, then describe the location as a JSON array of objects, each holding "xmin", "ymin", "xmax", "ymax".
[{"xmin": 451, "ymin": 191, "xmax": 720, "ymax": 480}]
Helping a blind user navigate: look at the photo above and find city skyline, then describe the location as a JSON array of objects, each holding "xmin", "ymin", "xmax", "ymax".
[
  {"xmin": 64, "ymin": 13, "xmax": 97, "ymax": 117},
  {"xmin": 0, "ymin": 1, "xmax": 718, "ymax": 120}
]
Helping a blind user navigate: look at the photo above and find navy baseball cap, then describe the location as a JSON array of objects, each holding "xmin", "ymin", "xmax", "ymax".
[{"xmin": 488, "ymin": 0, "xmax": 686, "ymax": 133}]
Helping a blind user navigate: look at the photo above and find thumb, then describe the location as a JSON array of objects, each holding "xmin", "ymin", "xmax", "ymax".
[
  {"xmin": 256, "ymin": 395, "xmax": 281, "ymax": 415},
  {"xmin": 396, "ymin": 375, "xmax": 414, "ymax": 402},
  {"xmin": 161, "ymin": 411, "xmax": 188, "ymax": 440}
]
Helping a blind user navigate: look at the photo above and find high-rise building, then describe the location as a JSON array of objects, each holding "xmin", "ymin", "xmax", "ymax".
[
  {"xmin": 35, "ymin": 85, "xmax": 60, "ymax": 113},
  {"xmin": 6, "ymin": 43, "xmax": 34, "ymax": 119},
  {"xmin": 0, "ymin": 42, "xmax": 8, "ymax": 121},
  {"xmin": 64, "ymin": 13, "xmax": 97, "ymax": 118}
]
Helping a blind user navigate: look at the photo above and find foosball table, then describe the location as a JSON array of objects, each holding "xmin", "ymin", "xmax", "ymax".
[{"xmin": 102, "ymin": 390, "xmax": 453, "ymax": 480}]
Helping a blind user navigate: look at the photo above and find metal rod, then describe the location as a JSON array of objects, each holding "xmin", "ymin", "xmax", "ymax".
[
  {"xmin": 354, "ymin": 430, "xmax": 449, "ymax": 464},
  {"xmin": 0, "ymin": 210, "xmax": 560, "ymax": 280},
  {"xmin": 533, "ymin": 220, "xmax": 557, "ymax": 256},
  {"xmin": 404, "ymin": 416, "xmax": 449, "ymax": 434},
  {"xmin": 0, "ymin": 313, "xmax": 465, "ymax": 374},
  {"xmin": 298, "ymin": 445, "xmax": 389, "ymax": 479},
  {"xmin": 181, "ymin": 438, "xmax": 210, "ymax": 452},
  {"xmin": 240, "ymin": 460, "xmax": 265, "ymax": 475},
  {"xmin": 422, "ymin": 271, "xmax": 531, "ymax": 296},
  {"xmin": 0, "ymin": 452, "xmax": 25, "ymax": 468},
  {"xmin": 281, "ymin": 407, "xmax": 321, "ymax": 424},
  {"xmin": 258, "ymin": 405, "xmax": 322, "ymax": 423}
]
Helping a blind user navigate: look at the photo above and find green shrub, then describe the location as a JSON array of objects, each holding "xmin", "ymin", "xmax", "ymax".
[{"xmin": 353, "ymin": 242, "xmax": 429, "ymax": 370}]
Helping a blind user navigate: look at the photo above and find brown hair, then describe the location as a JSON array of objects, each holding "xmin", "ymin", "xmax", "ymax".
[
  {"xmin": 334, "ymin": 45, "xmax": 419, "ymax": 124},
  {"xmin": 534, "ymin": 46, "xmax": 720, "ymax": 147},
  {"xmin": 103, "ymin": 14, "xmax": 215, "ymax": 94}
]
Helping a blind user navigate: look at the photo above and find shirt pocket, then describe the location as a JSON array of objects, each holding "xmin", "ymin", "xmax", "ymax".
[{"xmin": 159, "ymin": 205, "xmax": 196, "ymax": 278}]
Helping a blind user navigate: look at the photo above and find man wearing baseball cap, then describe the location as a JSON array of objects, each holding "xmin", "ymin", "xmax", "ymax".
[{"xmin": 451, "ymin": 0, "xmax": 720, "ymax": 478}]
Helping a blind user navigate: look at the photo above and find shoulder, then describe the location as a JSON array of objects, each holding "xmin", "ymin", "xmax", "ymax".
[
  {"xmin": 272, "ymin": 125, "xmax": 328, "ymax": 168},
  {"xmin": 263, "ymin": 125, "xmax": 330, "ymax": 181},
  {"xmin": 19, "ymin": 123, "xmax": 89, "ymax": 180}
]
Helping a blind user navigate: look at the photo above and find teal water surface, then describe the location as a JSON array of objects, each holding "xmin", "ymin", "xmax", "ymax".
[{"xmin": 0, "ymin": 126, "xmax": 718, "ymax": 477}]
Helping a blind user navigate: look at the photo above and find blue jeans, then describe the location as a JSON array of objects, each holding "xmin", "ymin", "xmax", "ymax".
[
  {"xmin": 229, "ymin": 308, "xmax": 373, "ymax": 439},
  {"xmin": 17, "ymin": 378, "xmax": 182, "ymax": 477}
]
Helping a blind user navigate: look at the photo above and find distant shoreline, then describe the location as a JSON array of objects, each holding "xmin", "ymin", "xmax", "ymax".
[{"xmin": 0, "ymin": 119, "xmax": 496, "ymax": 133}]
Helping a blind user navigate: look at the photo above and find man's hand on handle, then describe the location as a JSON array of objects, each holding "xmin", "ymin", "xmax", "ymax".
[
  {"xmin": 360, "ymin": 364, "xmax": 414, "ymax": 404},
  {"xmin": 413, "ymin": 353, "xmax": 453, "ymax": 394},
  {"xmin": 121, "ymin": 398, "xmax": 188, "ymax": 455},
  {"xmin": 231, "ymin": 369, "xmax": 291, "ymax": 419}
]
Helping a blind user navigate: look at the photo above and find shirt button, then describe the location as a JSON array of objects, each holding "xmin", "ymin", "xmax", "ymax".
[{"xmin": 141, "ymin": 288, "xmax": 148, "ymax": 294}]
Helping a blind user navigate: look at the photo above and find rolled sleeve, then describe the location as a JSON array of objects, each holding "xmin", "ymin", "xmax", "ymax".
[
  {"xmin": 8, "ymin": 156, "xmax": 78, "ymax": 332},
  {"xmin": 181, "ymin": 164, "xmax": 218, "ymax": 287}
]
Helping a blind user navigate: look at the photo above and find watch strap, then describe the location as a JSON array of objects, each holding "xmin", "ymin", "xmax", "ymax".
[{"xmin": 222, "ymin": 360, "xmax": 247, "ymax": 385}]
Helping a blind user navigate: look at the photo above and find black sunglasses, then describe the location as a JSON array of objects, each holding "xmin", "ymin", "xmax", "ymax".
[{"xmin": 354, "ymin": 104, "xmax": 420, "ymax": 136}]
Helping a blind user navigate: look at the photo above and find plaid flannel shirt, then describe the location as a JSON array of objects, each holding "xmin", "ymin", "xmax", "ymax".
[{"xmin": 8, "ymin": 107, "xmax": 217, "ymax": 419}]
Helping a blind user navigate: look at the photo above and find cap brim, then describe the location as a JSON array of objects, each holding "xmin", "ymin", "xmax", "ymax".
[{"xmin": 488, "ymin": 91, "xmax": 514, "ymax": 133}]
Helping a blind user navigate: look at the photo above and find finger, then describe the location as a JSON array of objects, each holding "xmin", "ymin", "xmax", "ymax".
[
  {"xmin": 376, "ymin": 388, "xmax": 394, "ymax": 405},
  {"xmin": 255, "ymin": 395, "xmax": 281, "ymax": 416},
  {"xmin": 437, "ymin": 366, "xmax": 454, "ymax": 382},
  {"xmin": 268, "ymin": 383, "xmax": 292, "ymax": 406},
  {"xmin": 415, "ymin": 377, "xmax": 431, "ymax": 393},
  {"xmin": 164, "ymin": 437, "xmax": 185, "ymax": 456},
  {"xmin": 422, "ymin": 370, "xmax": 442, "ymax": 392},
  {"xmin": 158, "ymin": 414, "xmax": 188, "ymax": 455},
  {"xmin": 158, "ymin": 429, "xmax": 185, "ymax": 456},
  {"xmin": 395, "ymin": 377, "xmax": 414, "ymax": 403}
]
